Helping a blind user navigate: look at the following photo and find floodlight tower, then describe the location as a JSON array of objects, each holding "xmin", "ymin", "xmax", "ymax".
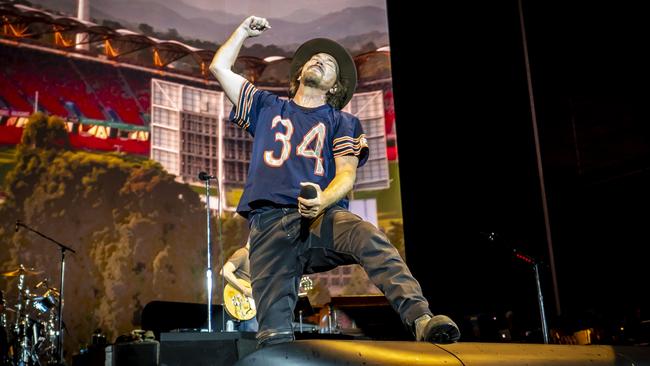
[{"xmin": 75, "ymin": 0, "xmax": 89, "ymax": 50}]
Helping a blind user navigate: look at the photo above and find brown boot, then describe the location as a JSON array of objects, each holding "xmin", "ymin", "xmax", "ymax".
[{"xmin": 415, "ymin": 314, "xmax": 461, "ymax": 343}]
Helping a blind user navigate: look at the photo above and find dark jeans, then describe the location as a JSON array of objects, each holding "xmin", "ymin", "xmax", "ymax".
[
  {"xmin": 248, "ymin": 205, "xmax": 432, "ymax": 347},
  {"xmin": 238, "ymin": 317, "xmax": 259, "ymax": 332}
]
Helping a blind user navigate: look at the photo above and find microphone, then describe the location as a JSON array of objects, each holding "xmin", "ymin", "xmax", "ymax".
[
  {"xmin": 198, "ymin": 172, "xmax": 215, "ymax": 181},
  {"xmin": 298, "ymin": 185, "xmax": 318, "ymax": 235},
  {"xmin": 299, "ymin": 184, "xmax": 318, "ymax": 200}
]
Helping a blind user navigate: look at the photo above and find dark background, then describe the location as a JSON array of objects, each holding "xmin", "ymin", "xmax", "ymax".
[{"xmin": 388, "ymin": 0, "xmax": 649, "ymax": 341}]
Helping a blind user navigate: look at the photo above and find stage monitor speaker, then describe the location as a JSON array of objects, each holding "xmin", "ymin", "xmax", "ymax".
[
  {"xmin": 159, "ymin": 331, "xmax": 257, "ymax": 366},
  {"xmin": 328, "ymin": 295, "xmax": 411, "ymax": 340},
  {"xmin": 105, "ymin": 341, "xmax": 159, "ymax": 366},
  {"xmin": 142, "ymin": 301, "xmax": 232, "ymax": 340}
]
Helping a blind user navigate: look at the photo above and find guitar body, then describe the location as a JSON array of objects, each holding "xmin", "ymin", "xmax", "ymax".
[
  {"xmin": 223, "ymin": 279, "xmax": 256, "ymax": 321},
  {"xmin": 223, "ymin": 276, "xmax": 312, "ymax": 321}
]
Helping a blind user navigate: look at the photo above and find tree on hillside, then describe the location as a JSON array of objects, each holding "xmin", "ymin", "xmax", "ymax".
[
  {"xmin": 0, "ymin": 146, "xmax": 209, "ymax": 356},
  {"xmin": 138, "ymin": 23, "xmax": 155, "ymax": 36},
  {"xmin": 355, "ymin": 41, "xmax": 378, "ymax": 56},
  {"xmin": 165, "ymin": 28, "xmax": 181, "ymax": 41},
  {"xmin": 218, "ymin": 212, "xmax": 250, "ymax": 260},
  {"xmin": 0, "ymin": 119, "xmax": 256, "ymax": 354},
  {"xmin": 21, "ymin": 112, "xmax": 69, "ymax": 149},
  {"xmin": 101, "ymin": 19, "xmax": 124, "ymax": 30}
]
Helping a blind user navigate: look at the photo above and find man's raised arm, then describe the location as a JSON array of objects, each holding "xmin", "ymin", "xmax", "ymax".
[{"xmin": 209, "ymin": 16, "xmax": 270, "ymax": 105}]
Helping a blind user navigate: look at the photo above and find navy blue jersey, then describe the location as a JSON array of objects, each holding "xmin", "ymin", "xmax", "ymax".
[{"xmin": 230, "ymin": 80, "xmax": 369, "ymax": 216}]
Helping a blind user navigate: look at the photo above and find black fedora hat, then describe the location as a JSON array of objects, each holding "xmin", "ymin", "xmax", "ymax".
[{"xmin": 289, "ymin": 38, "xmax": 357, "ymax": 109}]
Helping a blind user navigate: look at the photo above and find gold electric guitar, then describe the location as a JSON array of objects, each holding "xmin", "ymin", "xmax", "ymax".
[
  {"xmin": 223, "ymin": 279, "xmax": 256, "ymax": 321},
  {"xmin": 223, "ymin": 276, "xmax": 314, "ymax": 321},
  {"xmin": 298, "ymin": 275, "xmax": 314, "ymax": 296}
]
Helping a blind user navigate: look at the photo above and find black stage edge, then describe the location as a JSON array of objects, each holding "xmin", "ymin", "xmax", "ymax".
[
  {"xmin": 159, "ymin": 331, "xmax": 256, "ymax": 366},
  {"xmin": 235, "ymin": 340, "xmax": 650, "ymax": 366},
  {"xmin": 142, "ymin": 301, "xmax": 231, "ymax": 339},
  {"xmin": 105, "ymin": 341, "xmax": 159, "ymax": 366}
]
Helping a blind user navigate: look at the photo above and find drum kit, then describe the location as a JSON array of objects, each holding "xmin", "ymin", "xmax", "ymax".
[{"xmin": 0, "ymin": 265, "xmax": 59, "ymax": 366}]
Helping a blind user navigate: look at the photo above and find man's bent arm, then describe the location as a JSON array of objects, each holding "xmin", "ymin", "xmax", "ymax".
[
  {"xmin": 220, "ymin": 262, "xmax": 252, "ymax": 297},
  {"xmin": 209, "ymin": 16, "xmax": 269, "ymax": 105},
  {"xmin": 322, "ymin": 155, "xmax": 358, "ymax": 208},
  {"xmin": 298, "ymin": 155, "xmax": 359, "ymax": 218}
]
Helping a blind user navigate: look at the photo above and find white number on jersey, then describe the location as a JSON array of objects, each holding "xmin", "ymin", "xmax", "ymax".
[
  {"xmin": 264, "ymin": 116, "xmax": 294, "ymax": 167},
  {"xmin": 297, "ymin": 123, "xmax": 326, "ymax": 176},
  {"xmin": 264, "ymin": 118, "xmax": 327, "ymax": 175}
]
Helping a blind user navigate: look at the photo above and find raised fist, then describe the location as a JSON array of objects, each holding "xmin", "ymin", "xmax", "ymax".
[{"xmin": 240, "ymin": 16, "xmax": 271, "ymax": 37}]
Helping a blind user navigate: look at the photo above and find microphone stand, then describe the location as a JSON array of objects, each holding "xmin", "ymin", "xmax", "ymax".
[
  {"xmin": 217, "ymin": 188, "xmax": 225, "ymax": 333},
  {"xmin": 483, "ymin": 232, "xmax": 550, "ymax": 344},
  {"xmin": 16, "ymin": 220, "xmax": 76, "ymax": 365},
  {"xmin": 512, "ymin": 248, "xmax": 550, "ymax": 344},
  {"xmin": 198, "ymin": 172, "xmax": 223, "ymax": 332},
  {"xmin": 203, "ymin": 175, "xmax": 214, "ymax": 332}
]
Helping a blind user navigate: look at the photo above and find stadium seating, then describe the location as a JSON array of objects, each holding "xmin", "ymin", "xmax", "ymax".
[
  {"xmin": 0, "ymin": 70, "xmax": 33, "ymax": 112},
  {"xmin": 74, "ymin": 59, "xmax": 144, "ymax": 124},
  {"xmin": 0, "ymin": 44, "xmax": 151, "ymax": 125}
]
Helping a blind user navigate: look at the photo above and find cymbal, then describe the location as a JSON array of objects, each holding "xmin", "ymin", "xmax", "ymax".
[
  {"xmin": 29, "ymin": 288, "xmax": 60, "ymax": 297},
  {"xmin": 0, "ymin": 265, "xmax": 43, "ymax": 277},
  {"xmin": 44, "ymin": 288, "xmax": 60, "ymax": 297}
]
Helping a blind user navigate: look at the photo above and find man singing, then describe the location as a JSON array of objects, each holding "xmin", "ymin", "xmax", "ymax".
[{"xmin": 209, "ymin": 16, "xmax": 460, "ymax": 347}]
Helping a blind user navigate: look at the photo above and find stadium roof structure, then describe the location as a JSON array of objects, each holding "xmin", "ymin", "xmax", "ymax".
[{"xmin": 0, "ymin": 2, "xmax": 392, "ymax": 87}]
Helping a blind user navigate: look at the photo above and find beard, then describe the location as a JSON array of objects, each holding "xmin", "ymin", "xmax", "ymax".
[{"xmin": 302, "ymin": 68, "xmax": 323, "ymax": 88}]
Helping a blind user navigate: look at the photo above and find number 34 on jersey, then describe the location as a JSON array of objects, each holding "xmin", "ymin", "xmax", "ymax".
[{"xmin": 263, "ymin": 116, "xmax": 326, "ymax": 176}]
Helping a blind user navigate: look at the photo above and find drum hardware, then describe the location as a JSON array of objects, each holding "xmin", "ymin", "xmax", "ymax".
[
  {"xmin": 31, "ymin": 289, "xmax": 59, "ymax": 316},
  {"xmin": 15, "ymin": 220, "xmax": 76, "ymax": 365},
  {"xmin": 2, "ymin": 284, "xmax": 72, "ymax": 365},
  {"xmin": 1, "ymin": 290, "xmax": 10, "ymax": 366},
  {"xmin": 1, "ymin": 265, "xmax": 60, "ymax": 365},
  {"xmin": 0, "ymin": 267, "xmax": 43, "ymax": 278}
]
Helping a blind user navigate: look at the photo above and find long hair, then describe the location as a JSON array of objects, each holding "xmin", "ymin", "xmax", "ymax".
[{"xmin": 289, "ymin": 65, "xmax": 349, "ymax": 110}]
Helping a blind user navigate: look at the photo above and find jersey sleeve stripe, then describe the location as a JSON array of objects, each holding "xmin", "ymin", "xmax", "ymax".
[
  {"xmin": 243, "ymin": 84, "xmax": 257, "ymax": 123},
  {"xmin": 333, "ymin": 147, "xmax": 367, "ymax": 158},
  {"xmin": 234, "ymin": 81, "xmax": 248, "ymax": 120},
  {"xmin": 333, "ymin": 135, "xmax": 367, "ymax": 150},
  {"xmin": 333, "ymin": 134, "xmax": 366, "ymax": 144},
  {"xmin": 333, "ymin": 141, "xmax": 368, "ymax": 152},
  {"xmin": 333, "ymin": 144, "xmax": 367, "ymax": 153},
  {"xmin": 333, "ymin": 135, "xmax": 364, "ymax": 144},
  {"xmin": 233, "ymin": 81, "xmax": 257, "ymax": 129},
  {"xmin": 333, "ymin": 141, "xmax": 369, "ymax": 156}
]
